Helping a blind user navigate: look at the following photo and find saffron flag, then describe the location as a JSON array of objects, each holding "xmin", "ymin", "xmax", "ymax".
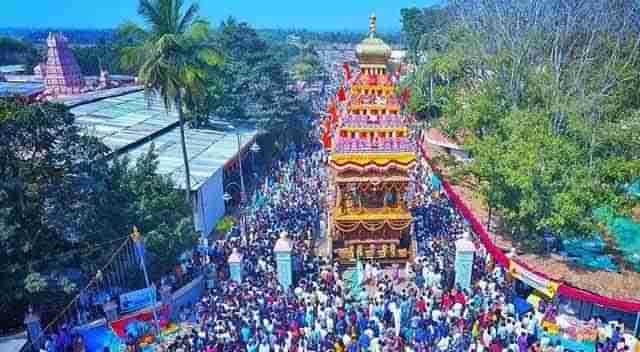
[
  {"xmin": 343, "ymin": 63, "xmax": 352, "ymax": 81},
  {"xmin": 328, "ymin": 101, "xmax": 337, "ymax": 124},
  {"xmin": 321, "ymin": 130, "xmax": 332, "ymax": 150},
  {"xmin": 337, "ymin": 86, "xmax": 346, "ymax": 102},
  {"xmin": 321, "ymin": 117, "xmax": 331, "ymax": 132}
]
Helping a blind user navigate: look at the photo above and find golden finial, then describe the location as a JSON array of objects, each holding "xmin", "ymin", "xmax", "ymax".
[
  {"xmin": 131, "ymin": 225, "xmax": 142, "ymax": 242},
  {"xmin": 369, "ymin": 13, "xmax": 377, "ymax": 38}
]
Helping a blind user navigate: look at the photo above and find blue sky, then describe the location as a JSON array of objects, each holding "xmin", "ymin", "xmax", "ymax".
[{"xmin": 1, "ymin": 0, "xmax": 438, "ymax": 31}]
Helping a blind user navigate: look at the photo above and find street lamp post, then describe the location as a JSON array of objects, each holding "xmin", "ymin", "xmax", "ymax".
[
  {"xmin": 234, "ymin": 130, "xmax": 248, "ymax": 241},
  {"xmin": 231, "ymin": 126, "xmax": 261, "ymax": 241},
  {"xmin": 236, "ymin": 131, "xmax": 247, "ymax": 205}
]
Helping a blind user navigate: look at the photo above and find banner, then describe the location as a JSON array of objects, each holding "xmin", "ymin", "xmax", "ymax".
[
  {"xmin": 109, "ymin": 305, "xmax": 168, "ymax": 336},
  {"xmin": 509, "ymin": 261, "xmax": 560, "ymax": 298},
  {"xmin": 119, "ymin": 287, "xmax": 156, "ymax": 313},
  {"xmin": 418, "ymin": 141, "xmax": 640, "ymax": 312}
]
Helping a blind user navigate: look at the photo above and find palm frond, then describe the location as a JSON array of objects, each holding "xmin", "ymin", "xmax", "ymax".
[
  {"xmin": 119, "ymin": 42, "xmax": 153, "ymax": 73},
  {"xmin": 172, "ymin": 0, "xmax": 183, "ymax": 32},
  {"xmin": 138, "ymin": 0, "xmax": 164, "ymax": 36},
  {"xmin": 177, "ymin": 2, "xmax": 200, "ymax": 34}
]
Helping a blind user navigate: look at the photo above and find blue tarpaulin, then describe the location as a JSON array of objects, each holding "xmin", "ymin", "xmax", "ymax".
[{"xmin": 513, "ymin": 296, "xmax": 533, "ymax": 316}]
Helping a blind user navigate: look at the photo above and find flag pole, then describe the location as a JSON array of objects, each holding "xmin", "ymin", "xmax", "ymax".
[{"xmin": 131, "ymin": 226, "xmax": 162, "ymax": 340}]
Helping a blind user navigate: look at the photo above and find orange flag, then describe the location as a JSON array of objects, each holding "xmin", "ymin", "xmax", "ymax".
[
  {"xmin": 328, "ymin": 101, "xmax": 337, "ymax": 124},
  {"xmin": 343, "ymin": 63, "xmax": 352, "ymax": 81},
  {"xmin": 337, "ymin": 86, "xmax": 346, "ymax": 102}
]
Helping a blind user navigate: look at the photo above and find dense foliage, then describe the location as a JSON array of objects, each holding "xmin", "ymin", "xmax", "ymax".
[
  {"xmin": 0, "ymin": 99, "xmax": 197, "ymax": 331},
  {"xmin": 0, "ymin": 36, "xmax": 41, "ymax": 72},
  {"xmin": 72, "ymin": 38, "xmax": 128, "ymax": 76},
  {"xmin": 208, "ymin": 18, "xmax": 311, "ymax": 145},
  {"xmin": 118, "ymin": 0, "xmax": 225, "ymax": 204},
  {"xmin": 402, "ymin": 1, "xmax": 640, "ymax": 251},
  {"xmin": 291, "ymin": 43, "xmax": 324, "ymax": 82}
]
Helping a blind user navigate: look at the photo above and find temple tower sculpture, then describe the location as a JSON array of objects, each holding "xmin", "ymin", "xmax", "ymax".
[
  {"xmin": 44, "ymin": 33, "xmax": 85, "ymax": 96},
  {"xmin": 327, "ymin": 15, "xmax": 416, "ymax": 264}
]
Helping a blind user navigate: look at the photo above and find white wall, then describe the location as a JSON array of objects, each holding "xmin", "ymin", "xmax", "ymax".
[{"xmin": 192, "ymin": 167, "xmax": 225, "ymax": 237}]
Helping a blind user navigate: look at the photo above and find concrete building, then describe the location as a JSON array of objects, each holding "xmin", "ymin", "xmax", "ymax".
[{"xmin": 68, "ymin": 89, "xmax": 260, "ymax": 237}]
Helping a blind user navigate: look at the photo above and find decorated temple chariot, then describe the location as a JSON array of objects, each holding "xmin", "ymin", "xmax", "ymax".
[{"xmin": 322, "ymin": 15, "xmax": 417, "ymax": 265}]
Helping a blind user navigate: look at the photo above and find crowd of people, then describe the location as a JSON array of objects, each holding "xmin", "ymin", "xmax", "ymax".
[
  {"xmin": 155, "ymin": 136, "xmax": 625, "ymax": 352},
  {"xmin": 36, "ymin": 127, "xmax": 636, "ymax": 352}
]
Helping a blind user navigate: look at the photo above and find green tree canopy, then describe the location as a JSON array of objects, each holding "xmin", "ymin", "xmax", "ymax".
[
  {"xmin": 211, "ymin": 18, "xmax": 310, "ymax": 144},
  {"xmin": 0, "ymin": 36, "xmax": 41, "ymax": 73},
  {"xmin": 406, "ymin": 0, "xmax": 640, "ymax": 251},
  {"xmin": 0, "ymin": 99, "xmax": 197, "ymax": 332},
  {"xmin": 119, "ymin": 0, "xmax": 223, "ymax": 204}
]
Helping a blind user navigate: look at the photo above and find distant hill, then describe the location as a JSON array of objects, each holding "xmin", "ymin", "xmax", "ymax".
[
  {"xmin": 0, "ymin": 28, "xmax": 117, "ymax": 46},
  {"xmin": 258, "ymin": 28, "xmax": 404, "ymax": 45},
  {"xmin": 1, "ymin": 27, "xmax": 404, "ymax": 47}
]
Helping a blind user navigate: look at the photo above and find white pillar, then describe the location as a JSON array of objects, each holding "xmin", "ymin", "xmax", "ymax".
[
  {"xmin": 455, "ymin": 232, "xmax": 476, "ymax": 290},
  {"xmin": 228, "ymin": 248, "xmax": 243, "ymax": 283},
  {"xmin": 274, "ymin": 231, "xmax": 293, "ymax": 290}
]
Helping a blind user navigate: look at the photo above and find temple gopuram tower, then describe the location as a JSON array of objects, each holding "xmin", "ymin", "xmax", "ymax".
[
  {"xmin": 326, "ymin": 15, "xmax": 416, "ymax": 264},
  {"xmin": 44, "ymin": 33, "xmax": 85, "ymax": 96}
]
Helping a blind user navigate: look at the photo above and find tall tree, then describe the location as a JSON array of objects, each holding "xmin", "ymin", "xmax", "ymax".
[
  {"xmin": 0, "ymin": 99, "xmax": 127, "ymax": 330},
  {"xmin": 0, "ymin": 98, "xmax": 199, "ymax": 331},
  {"xmin": 212, "ymin": 18, "xmax": 310, "ymax": 144},
  {"xmin": 407, "ymin": 0, "xmax": 640, "ymax": 251},
  {"xmin": 120, "ymin": 0, "xmax": 219, "ymax": 204}
]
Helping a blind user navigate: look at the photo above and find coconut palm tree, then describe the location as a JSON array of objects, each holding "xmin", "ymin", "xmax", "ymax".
[{"xmin": 120, "ymin": 0, "xmax": 220, "ymax": 205}]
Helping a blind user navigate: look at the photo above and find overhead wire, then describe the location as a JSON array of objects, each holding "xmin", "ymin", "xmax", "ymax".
[{"xmin": 24, "ymin": 235, "xmax": 133, "ymax": 351}]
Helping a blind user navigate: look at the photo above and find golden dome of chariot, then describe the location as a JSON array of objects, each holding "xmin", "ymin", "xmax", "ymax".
[{"xmin": 355, "ymin": 14, "xmax": 392, "ymax": 65}]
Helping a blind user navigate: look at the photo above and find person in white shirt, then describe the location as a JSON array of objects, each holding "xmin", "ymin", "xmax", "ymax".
[
  {"xmin": 451, "ymin": 302, "xmax": 463, "ymax": 318},
  {"xmin": 483, "ymin": 329, "xmax": 493, "ymax": 348},
  {"xmin": 522, "ymin": 315, "xmax": 530, "ymax": 331},
  {"xmin": 527, "ymin": 315, "xmax": 537, "ymax": 335},
  {"xmin": 539, "ymin": 332, "xmax": 550, "ymax": 350},
  {"xmin": 432, "ymin": 307, "xmax": 443, "ymax": 322},
  {"xmin": 370, "ymin": 337, "xmax": 381, "ymax": 352},
  {"xmin": 326, "ymin": 315, "xmax": 334, "ymax": 333},
  {"xmin": 505, "ymin": 319, "xmax": 515, "ymax": 337},
  {"xmin": 437, "ymin": 336, "xmax": 450, "ymax": 351},
  {"xmin": 342, "ymin": 334, "xmax": 352, "ymax": 349},
  {"xmin": 258, "ymin": 340, "xmax": 271, "ymax": 352}
]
